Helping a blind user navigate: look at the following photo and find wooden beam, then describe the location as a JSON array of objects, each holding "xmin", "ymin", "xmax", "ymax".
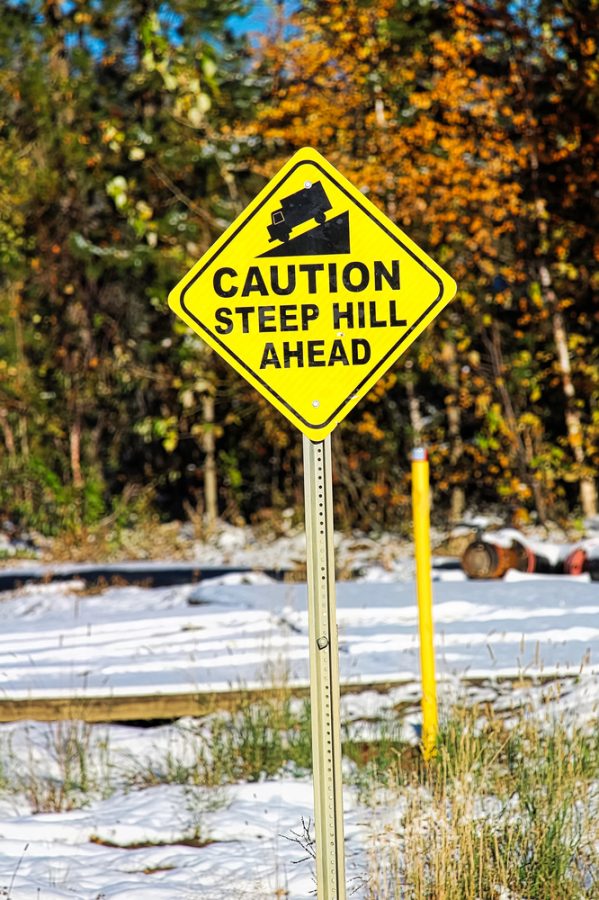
[
  {"xmin": 0, "ymin": 674, "xmax": 574, "ymax": 724},
  {"xmin": 0, "ymin": 689, "xmax": 307, "ymax": 723}
]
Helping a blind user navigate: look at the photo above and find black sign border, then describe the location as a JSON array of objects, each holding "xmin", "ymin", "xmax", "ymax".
[{"xmin": 180, "ymin": 158, "xmax": 445, "ymax": 431}]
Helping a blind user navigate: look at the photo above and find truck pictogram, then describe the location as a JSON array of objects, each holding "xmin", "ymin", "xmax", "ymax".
[{"xmin": 267, "ymin": 181, "xmax": 332, "ymax": 243}]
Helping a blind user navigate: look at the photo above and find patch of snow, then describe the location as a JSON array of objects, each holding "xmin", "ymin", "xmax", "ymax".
[{"xmin": 1, "ymin": 578, "xmax": 598, "ymax": 701}]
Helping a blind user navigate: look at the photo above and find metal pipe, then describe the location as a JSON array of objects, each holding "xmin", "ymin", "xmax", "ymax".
[{"xmin": 303, "ymin": 435, "xmax": 346, "ymax": 898}]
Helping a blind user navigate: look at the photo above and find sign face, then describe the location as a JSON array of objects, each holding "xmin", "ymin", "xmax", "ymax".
[{"xmin": 169, "ymin": 148, "xmax": 456, "ymax": 440}]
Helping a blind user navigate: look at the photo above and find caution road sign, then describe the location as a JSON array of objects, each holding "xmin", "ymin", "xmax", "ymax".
[{"xmin": 169, "ymin": 148, "xmax": 456, "ymax": 440}]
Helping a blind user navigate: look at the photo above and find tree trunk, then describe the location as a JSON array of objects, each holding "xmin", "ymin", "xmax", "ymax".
[
  {"xmin": 541, "ymin": 264, "xmax": 597, "ymax": 518},
  {"xmin": 69, "ymin": 414, "xmax": 84, "ymax": 489},
  {"xmin": 441, "ymin": 341, "xmax": 466, "ymax": 523},
  {"xmin": 201, "ymin": 391, "xmax": 218, "ymax": 531},
  {"xmin": 0, "ymin": 408, "xmax": 16, "ymax": 459},
  {"xmin": 529, "ymin": 141, "xmax": 597, "ymax": 517},
  {"xmin": 11, "ymin": 281, "xmax": 32, "ymax": 503},
  {"xmin": 404, "ymin": 362, "xmax": 423, "ymax": 445}
]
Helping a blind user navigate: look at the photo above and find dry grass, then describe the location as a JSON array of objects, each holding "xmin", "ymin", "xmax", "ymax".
[
  {"xmin": 362, "ymin": 706, "xmax": 599, "ymax": 899},
  {"xmin": 48, "ymin": 519, "xmax": 191, "ymax": 563},
  {"xmin": 1, "ymin": 684, "xmax": 597, "ymax": 897}
]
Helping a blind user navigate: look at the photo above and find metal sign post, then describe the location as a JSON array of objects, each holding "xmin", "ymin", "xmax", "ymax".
[{"xmin": 303, "ymin": 435, "xmax": 346, "ymax": 899}]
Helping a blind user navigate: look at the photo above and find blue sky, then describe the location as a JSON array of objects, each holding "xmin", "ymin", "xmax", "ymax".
[{"xmin": 228, "ymin": 1, "xmax": 297, "ymax": 37}]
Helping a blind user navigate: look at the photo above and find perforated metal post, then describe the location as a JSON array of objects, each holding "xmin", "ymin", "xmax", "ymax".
[{"xmin": 303, "ymin": 435, "xmax": 346, "ymax": 899}]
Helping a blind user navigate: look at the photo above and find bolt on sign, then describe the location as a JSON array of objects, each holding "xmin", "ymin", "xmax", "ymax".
[{"xmin": 169, "ymin": 148, "xmax": 456, "ymax": 439}]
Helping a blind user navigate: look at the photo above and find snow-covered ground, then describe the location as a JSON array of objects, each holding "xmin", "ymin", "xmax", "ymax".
[
  {"xmin": 0, "ymin": 771, "xmax": 348, "ymax": 899},
  {"xmin": 1, "ymin": 572, "xmax": 597, "ymax": 700},
  {"xmin": 0, "ymin": 569, "xmax": 597, "ymax": 897}
]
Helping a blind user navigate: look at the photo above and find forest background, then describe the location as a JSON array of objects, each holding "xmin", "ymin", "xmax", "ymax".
[{"xmin": 0, "ymin": 0, "xmax": 597, "ymax": 541}]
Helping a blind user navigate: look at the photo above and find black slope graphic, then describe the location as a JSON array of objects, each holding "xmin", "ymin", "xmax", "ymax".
[{"xmin": 258, "ymin": 211, "xmax": 350, "ymax": 258}]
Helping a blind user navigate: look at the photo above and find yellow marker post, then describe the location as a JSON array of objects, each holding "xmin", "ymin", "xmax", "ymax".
[{"xmin": 411, "ymin": 447, "xmax": 438, "ymax": 759}]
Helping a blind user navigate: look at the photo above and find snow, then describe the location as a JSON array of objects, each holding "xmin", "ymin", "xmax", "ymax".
[
  {"xmin": 0, "ymin": 576, "xmax": 597, "ymax": 702},
  {"xmin": 481, "ymin": 527, "xmax": 599, "ymax": 566},
  {"xmin": 0, "ymin": 570, "xmax": 598, "ymax": 896},
  {"xmin": 0, "ymin": 779, "xmax": 359, "ymax": 898}
]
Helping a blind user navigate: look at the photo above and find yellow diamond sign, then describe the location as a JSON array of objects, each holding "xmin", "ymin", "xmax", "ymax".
[{"xmin": 169, "ymin": 148, "xmax": 457, "ymax": 440}]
